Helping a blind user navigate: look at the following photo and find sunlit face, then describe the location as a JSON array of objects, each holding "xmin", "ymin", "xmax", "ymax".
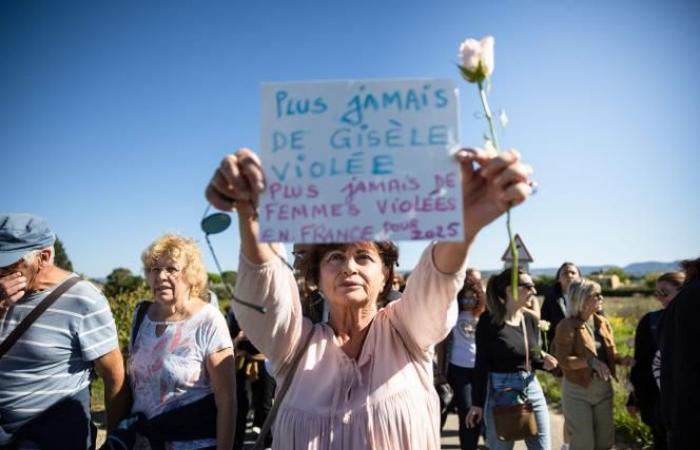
[
  {"xmin": 559, "ymin": 265, "xmax": 580, "ymax": 292},
  {"xmin": 581, "ymin": 288, "xmax": 603, "ymax": 319},
  {"xmin": 146, "ymin": 255, "xmax": 190, "ymax": 304},
  {"xmin": 318, "ymin": 243, "xmax": 387, "ymax": 310},
  {"xmin": 507, "ymin": 273, "xmax": 537, "ymax": 309},
  {"xmin": 655, "ymin": 281, "xmax": 680, "ymax": 308}
]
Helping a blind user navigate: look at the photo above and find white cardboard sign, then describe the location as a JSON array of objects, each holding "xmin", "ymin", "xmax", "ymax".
[{"xmin": 259, "ymin": 78, "xmax": 463, "ymax": 243}]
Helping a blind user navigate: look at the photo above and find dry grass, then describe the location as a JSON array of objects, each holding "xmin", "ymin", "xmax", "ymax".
[{"xmin": 603, "ymin": 296, "xmax": 660, "ymax": 321}]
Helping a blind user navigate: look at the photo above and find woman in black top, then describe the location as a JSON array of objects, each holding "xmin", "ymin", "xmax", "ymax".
[
  {"xmin": 466, "ymin": 269, "xmax": 558, "ymax": 450},
  {"xmin": 540, "ymin": 262, "xmax": 580, "ymax": 450},
  {"xmin": 628, "ymin": 271, "xmax": 683, "ymax": 450},
  {"xmin": 540, "ymin": 262, "xmax": 580, "ymax": 352}
]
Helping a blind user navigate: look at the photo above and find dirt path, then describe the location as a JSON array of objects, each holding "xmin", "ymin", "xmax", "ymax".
[{"xmin": 440, "ymin": 408, "xmax": 565, "ymax": 449}]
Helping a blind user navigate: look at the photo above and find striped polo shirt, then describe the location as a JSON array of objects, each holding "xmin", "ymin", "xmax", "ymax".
[{"xmin": 0, "ymin": 276, "xmax": 118, "ymax": 435}]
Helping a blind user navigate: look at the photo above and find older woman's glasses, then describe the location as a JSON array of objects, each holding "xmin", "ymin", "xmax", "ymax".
[
  {"xmin": 591, "ymin": 292, "xmax": 604, "ymax": 300},
  {"xmin": 518, "ymin": 282, "xmax": 535, "ymax": 289},
  {"xmin": 322, "ymin": 250, "xmax": 378, "ymax": 268},
  {"xmin": 148, "ymin": 266, "xmax": 182, "ymax": 277}
]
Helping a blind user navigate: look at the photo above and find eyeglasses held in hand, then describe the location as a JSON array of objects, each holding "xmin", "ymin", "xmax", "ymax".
[{"xmin": 201, "ymin": 206, "xmax": 267, "ymax": 314}]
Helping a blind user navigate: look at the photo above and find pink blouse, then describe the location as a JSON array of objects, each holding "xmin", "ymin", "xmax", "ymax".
[{"xmin": 233, "ymin": 244, "xmax": 465, "ymax": 450}]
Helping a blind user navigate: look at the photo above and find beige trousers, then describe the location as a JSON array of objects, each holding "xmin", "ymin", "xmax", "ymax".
[{"xmin": 562, "ymin": 377, "xmax": 614, "ymax": 450}]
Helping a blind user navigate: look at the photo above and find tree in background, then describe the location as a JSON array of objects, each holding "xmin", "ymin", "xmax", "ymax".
[
  {"xmin": 104, "ymin": 267, "xmax": 146, "ymax": 298},
  {"xmin": 208, "ymin": 271, "xmax": 236, "ymax": 303},
  {"xmin": 54, "ymin": 237, "xmax": 74, "ymax": 272},
  {"xmin": 222, "ymin": 270, "xmax": 237, "ymax": 286}
]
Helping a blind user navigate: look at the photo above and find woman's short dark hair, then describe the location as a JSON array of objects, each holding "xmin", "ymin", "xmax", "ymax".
[
  {"xmin": 486, "ymin": 267, "xmax": 525, "ymax": 326},
  {"xmin": 555, "ymin": 262, "xmax": 580, "ymax": 285},
  {"xmin": 680, "ymin": 256, "xmax": 700, "ymax": 283},
  {"xmin": 296, "ymin": 241, "xmax": 399, "ymax": 305}
]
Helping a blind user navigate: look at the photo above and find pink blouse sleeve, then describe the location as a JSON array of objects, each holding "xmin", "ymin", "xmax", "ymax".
[
  {"xmin": 387, "ymin": 243, "xmax": 466, "ymax": 352},
  {"xmin": 232, "ymin": 251, "xmax": 311, "ymax": 374}
]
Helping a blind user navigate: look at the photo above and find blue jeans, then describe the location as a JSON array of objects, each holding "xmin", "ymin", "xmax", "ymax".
[{"xmin": 485, "ymin": 371, "xmax": 551, "ymax": 450}]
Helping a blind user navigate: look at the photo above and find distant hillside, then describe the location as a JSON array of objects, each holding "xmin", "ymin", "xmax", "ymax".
[
  {"xmin": 623, "ymin": 261, "xmax": 681, "ymax": 276},
  {"xmin": 527, "ymin": 261, "xmax": 681, "ymax": 278},
  {"xmin": 529, "ymin": 266, "xmax": 613, "ymax": 277}
]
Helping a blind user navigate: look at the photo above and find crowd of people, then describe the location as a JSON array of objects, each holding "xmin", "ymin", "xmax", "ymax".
[{"xmin": 0, "ymin": 146, "xmax": 698, "ymax": 450}]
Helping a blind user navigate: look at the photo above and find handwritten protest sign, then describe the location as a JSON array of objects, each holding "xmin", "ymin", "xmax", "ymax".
[{"xmin": 259, "ymin": 79, "xmax": 462, "ymax": 243}]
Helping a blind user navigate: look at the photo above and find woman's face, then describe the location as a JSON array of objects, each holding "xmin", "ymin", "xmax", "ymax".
[
  {"xmin": 559, "ymin": 264, "xmax": 580, "ymax": 292},
  {"xmin": 580, "ymin": 289, "xmax": 603, "ymax": 319},
  {"xmin": 146, "ymin": 254, "xmax": 190, "ymax": 304},
  {"xmin": 507, "ymin": 273, "xmax": 537, "ymax": 309},
  {"xmin": 318, "ymin": 243, "xmax": 387, "ymax": 310},
  {"xmin": 655, "ymin": 280, "xmax": 680, "ymax": 307}
]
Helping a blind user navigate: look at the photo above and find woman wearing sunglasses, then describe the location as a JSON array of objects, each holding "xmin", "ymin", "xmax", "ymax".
[
  {"xmin": 628, "ymin": 271, "xmax": 684, "ymax": 450},
  {"xmin": 205, "ymin": 146, "xmax": 534, "ymax": 450},
  {"xmin": 465, "ymin": 269, "xmax": 558, "ymax": 450},
  {"xmin": 553, "ymin": 279, "xmax": 631, "ymax": 450}
]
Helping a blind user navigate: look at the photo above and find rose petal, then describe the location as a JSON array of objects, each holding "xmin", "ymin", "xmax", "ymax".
[
  {"xmin": 480, "ymin": 36, "xmax": 495, "ymax": 77},
  {"xmin": 459, "ymin": 38, "xmax": 482, "ymax": 71}
]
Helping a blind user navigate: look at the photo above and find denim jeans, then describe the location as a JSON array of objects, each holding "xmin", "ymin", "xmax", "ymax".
[{"xmin": 485, "ymin": 371, "xmax": 551, "ymax": 450}]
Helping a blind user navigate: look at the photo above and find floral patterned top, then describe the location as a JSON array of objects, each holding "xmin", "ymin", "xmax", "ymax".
[{"xmin": 128, "ymin": 302, "xmax": 232, "ymax": 450}]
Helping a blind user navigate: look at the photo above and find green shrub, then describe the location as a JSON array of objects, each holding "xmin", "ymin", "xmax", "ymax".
[
  {"xmin": 537, "ymin": 372, "xmax": 561, "ymax": 405},
  {"xmin": 107, "ymin": 286, "xmax": 151, "ymax": 356}
]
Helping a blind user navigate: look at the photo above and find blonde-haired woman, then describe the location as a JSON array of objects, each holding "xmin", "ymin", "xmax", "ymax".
[
  {"xmin": 124, "ymin": 234, "xmax": 236, "ymax": 450},
  {"xmin": 553, "ymin": 279, "xmax": 628, "ymax": 450}
]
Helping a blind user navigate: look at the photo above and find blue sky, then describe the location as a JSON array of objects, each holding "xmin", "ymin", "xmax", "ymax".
[{"xmin": 1, "ymin": 0, "xmax": 698, "ymax": 278}]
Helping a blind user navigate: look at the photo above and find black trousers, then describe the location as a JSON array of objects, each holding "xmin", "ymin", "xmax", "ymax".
[
  {"xmin": 447, "ymin": 364, "xmax": 481, "ymax": 450},
  {"xmin": 234, "ymin": 361, "xmax": 275, "ymax": 450}
]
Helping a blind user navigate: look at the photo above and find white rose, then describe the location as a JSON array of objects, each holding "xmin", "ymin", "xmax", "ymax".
[{"xmin": 458, "ymin": 36, "xmax": 495, "ymax": 83}]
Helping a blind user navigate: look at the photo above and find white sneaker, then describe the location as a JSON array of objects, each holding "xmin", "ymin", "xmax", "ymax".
[{"xmin": 560, "ymin": 444, "xmax": 570, "ymax": 450}]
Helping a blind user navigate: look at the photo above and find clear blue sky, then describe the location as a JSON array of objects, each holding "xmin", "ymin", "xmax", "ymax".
[{"xmin": 2, "ymin": 0, "xmax": 698, "ymax": 278}]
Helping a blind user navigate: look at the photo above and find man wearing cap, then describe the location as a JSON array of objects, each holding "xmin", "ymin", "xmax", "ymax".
[{"xmin": 0, "ymin": 213, "xmax": 129, "ymax": 449}]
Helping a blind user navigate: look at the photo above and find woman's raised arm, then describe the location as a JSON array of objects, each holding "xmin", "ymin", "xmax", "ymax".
[
  {"xmin": 433, "ymin": 147, "xmax": 533, "ymax": 273},
  {"xmin": 205, "ymin": 148, "xmax": 283, "ymax": 264}
]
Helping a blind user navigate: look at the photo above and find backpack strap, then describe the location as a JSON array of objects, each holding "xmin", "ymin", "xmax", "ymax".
[
  {"xmin": 130, "ymin": 301, "xmax": 151, "ymax": 348},
  {"xmin": 0, "ymin": 275, "xmax": 81, "ymax": 359}
]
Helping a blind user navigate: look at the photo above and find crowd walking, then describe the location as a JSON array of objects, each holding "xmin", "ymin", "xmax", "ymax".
[{"xmin": 1, "ymin": 181, "xmax": 698, "ymax": 449}]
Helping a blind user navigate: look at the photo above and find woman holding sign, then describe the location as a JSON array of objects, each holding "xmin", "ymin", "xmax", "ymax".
[{"xmin": 205, "ymin": 146, "xmax": 533, "ymax": 450}]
